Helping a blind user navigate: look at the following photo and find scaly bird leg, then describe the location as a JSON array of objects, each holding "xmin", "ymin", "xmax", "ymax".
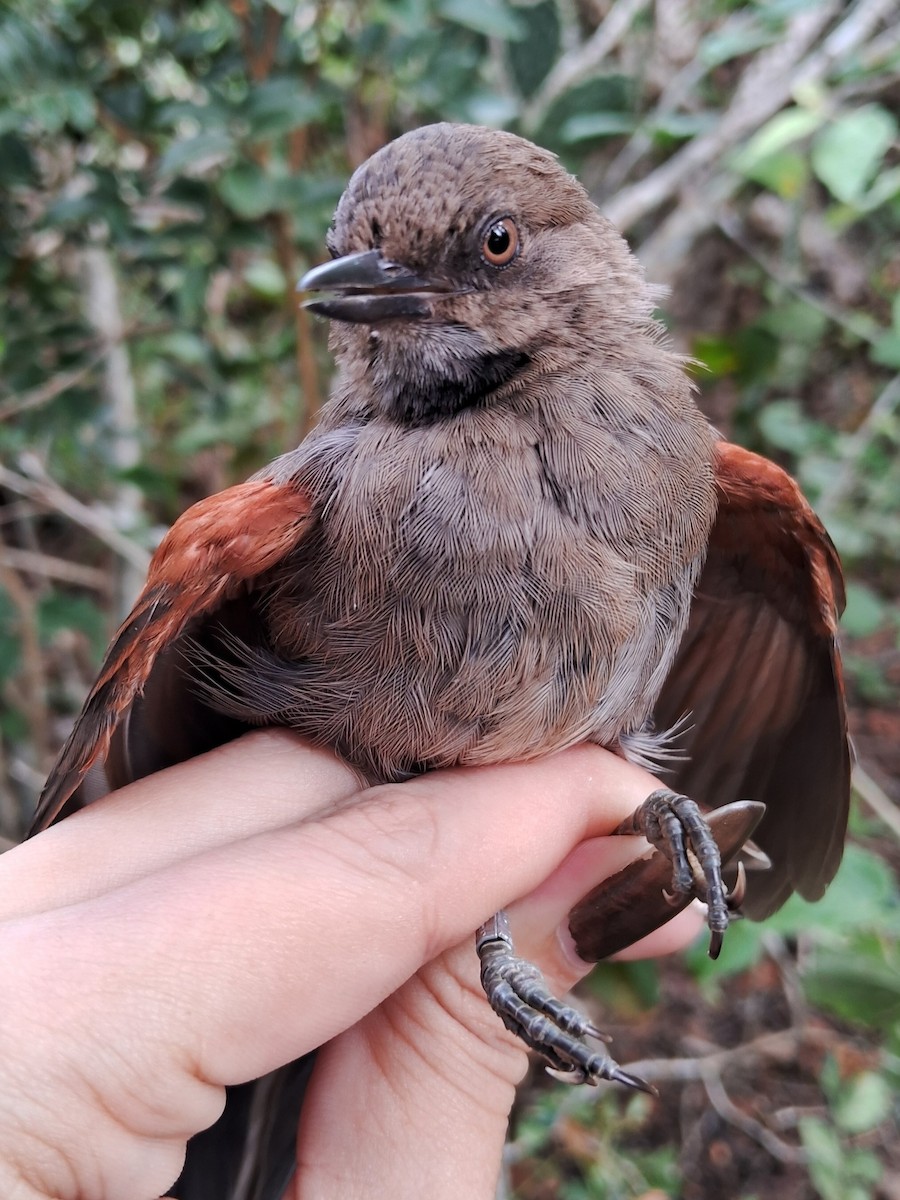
[
  {"xmin": 477, "ymin": 799, "xmax": 766, "ymax": 1088},
  {"xmin": 476, "ymin": 911, "xmax": 655, "ymax": 1092}
]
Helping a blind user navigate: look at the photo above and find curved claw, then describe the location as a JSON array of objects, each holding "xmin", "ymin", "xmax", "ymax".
[
  {"xmin": 583, "ymin": 1022, "xmax": 613, "ymax": 1045},
  {"xmin": 546, "ymin": 1066, "xmax": 588, "ymax": 1085},
  {"xmin": 610, "ymin": 1068, "xmax": 658, "ymax": 1097},
  {"xmin": 546, "ymin": 1063, "xmax": 657, "ymax": 1096},
  {"xmin": 708, "ymin": 927, "xmax": 724, "ymax": 960},
  {"xmin": 726, "ymin": 860, "xmax": 748, "ymax": 910}
]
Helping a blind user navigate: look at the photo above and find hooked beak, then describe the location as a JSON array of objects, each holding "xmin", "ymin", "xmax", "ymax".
[{"xmin": 298, "ymin": 249, "xmax": 458, "ymax": 324}]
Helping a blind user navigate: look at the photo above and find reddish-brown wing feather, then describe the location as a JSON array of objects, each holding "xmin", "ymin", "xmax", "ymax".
[
  {"xmin": 30, "ymin": 479, "xmax": 313, "ymax": 834},
  {"xmin": 654, "ymin": 442, "xmax": 850, "ymax": 918}
]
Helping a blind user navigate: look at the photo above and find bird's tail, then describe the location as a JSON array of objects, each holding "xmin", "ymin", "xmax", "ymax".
[{"xmin": 169, "ymin": 1055, "xmax": 316, "ymax": 1200}]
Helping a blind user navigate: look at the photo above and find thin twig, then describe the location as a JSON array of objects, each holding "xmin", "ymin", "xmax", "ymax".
[
  {"xmin": 619, "ymin": 1025, "xmax": 837, "ymax": 1087},
  {"xmin": 816, "ymin": 373, "xmax": 900, "ymax": 519},
  {"xmin": 0, "ymin": 354, "xmax": 105, "ymax": 422},
  {"xmin": 80, "ymin": 246, "xmax": 146, "ymax": 619},
  {"xmin": 295, "ymin": 301, "xmax": 323, "ymax": 441},
  {"xmin": 0, "ymin": 546, "xmax": 109, "ymax": 591},
  {"xmin": 612, "ymin": 0, "xmax": 897, "ymax": 282},
  {"xmin": 853, "ymin": 763, "xmax": 900, "ymax": 840},
  {"xmin": 702, "ymin": 1071, "xmax": 808, "ymax": 1164},
  {"xmin": 0, "ymin": 529, "xmax": 49, "ymax": 770},
  {"xmin": 0, "ymin": 736, "xmax": 23, "ymax": 842},
  {"xmin": 763, "ymin": 931, "xmax": 809, "ymax": 1029},
  {"xmin": 601, "ymin": 55, "xmax": 706, "ymax": 195},
  {"xmin": 0, "ymin": 460, "xmax": 151, "ymax": 573},
  {"xmin": 522, "ymin": 0, "xmax": 649, "ymax": 134},
  {"xmin": 604, "ymin": 0, "xmax": 841, "ymax": 232},
  {"xmin": 505, "ymin": 1026, "xmax": 838, "ymax": 1169},
  {"xmin": 269, "ymin": 213, "xmax": 322, "ymax": 442},
  {"xmin": 715, "ymin": 211, "xmax": 879, "ymax": 344}
]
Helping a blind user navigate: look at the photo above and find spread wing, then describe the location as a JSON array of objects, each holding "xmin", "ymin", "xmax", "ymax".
[
  {"xmin": 654, "ymin": 442, "xmax": 850, "ymax": 918},
  {"xmin": 29, "ymin": 479, "xmax": 313, "ymax": 835}
]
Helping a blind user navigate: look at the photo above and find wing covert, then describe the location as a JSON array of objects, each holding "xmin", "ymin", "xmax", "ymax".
[{"xmin": 29, "ymin": 479, "xmax": 312, "ymax": 834}]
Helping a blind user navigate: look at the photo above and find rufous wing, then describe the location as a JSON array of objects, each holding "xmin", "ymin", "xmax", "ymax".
[
  {"xmin": 654, "ymin": 442, "xmax": 850, "ymax": 918},
  {"xmin": 29, "ymin": 479, "xmax": 313, "ymax": 835}
]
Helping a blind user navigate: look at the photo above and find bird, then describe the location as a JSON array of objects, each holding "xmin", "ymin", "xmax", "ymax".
[{"xmin": 29, "ymin": 123, "xmax": 849, "ymax": 1199}]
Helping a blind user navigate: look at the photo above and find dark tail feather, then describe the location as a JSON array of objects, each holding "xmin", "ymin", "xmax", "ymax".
[{"xmin": 170, "ymin": 1055, "xmax": 316, "ymax": 1200}]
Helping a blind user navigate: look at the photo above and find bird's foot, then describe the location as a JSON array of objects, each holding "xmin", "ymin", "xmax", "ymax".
[
  {"xmin": 614, "ymin": 789, "xmax": 736, "ymax": 958},
  {"xmin": 568, "ymin": 799, "xmax": 766, "ymax": 963},
  {"xmin": 476, "ymin": 911, "xmax": 655, "ymax": 1093}
]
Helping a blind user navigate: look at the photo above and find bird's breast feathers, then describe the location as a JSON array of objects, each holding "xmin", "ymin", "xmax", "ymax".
[{"xmin": 241, "ymin": 411, "xmax": 710, "ymax": 779}]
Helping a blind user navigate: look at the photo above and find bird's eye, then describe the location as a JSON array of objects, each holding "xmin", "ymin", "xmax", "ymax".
[{"xmin": 481, "ymin": 218, "xmax": 519, "ymax": 267}]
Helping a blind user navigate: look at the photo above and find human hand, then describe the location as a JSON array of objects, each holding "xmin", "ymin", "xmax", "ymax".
[{"xmin": 0, "ymin": 731, "xmax": 701, "ymax": 1199}]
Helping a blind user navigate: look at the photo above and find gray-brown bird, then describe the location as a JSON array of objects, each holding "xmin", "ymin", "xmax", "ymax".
[{"xmin": 30, "ymin": 123, "xmax": 849, "ymax": 1200}]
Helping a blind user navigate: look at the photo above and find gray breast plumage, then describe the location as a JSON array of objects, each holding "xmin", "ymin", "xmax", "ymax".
[{"xmin": 205, "ymin": 390, "xmax": 713, "ymax": 785}]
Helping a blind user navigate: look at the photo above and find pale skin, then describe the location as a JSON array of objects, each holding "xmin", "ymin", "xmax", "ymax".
[{"xmin": 0, "ymin": 731, "xmax": 702, "ymax": 1200}]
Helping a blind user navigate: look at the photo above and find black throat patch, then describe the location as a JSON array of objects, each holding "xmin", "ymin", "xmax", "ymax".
[{"xmin": 381, "ymin": 344, "xmax": 530, "ymax": 426}]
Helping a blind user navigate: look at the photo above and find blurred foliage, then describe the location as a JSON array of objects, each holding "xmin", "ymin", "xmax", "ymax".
[{"xmin": 2, "ymin": 2, "xmax": 899, "ymax": 1198}]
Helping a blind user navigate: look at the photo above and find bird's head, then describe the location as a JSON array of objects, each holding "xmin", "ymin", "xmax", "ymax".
[{"xmin": 299, "ymin": 124, "xmax": 661, "ymax": 426}]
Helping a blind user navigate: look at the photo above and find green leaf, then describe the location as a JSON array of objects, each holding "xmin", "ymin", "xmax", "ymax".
[
  {"xmin": 871, "ymin": 331, "xmax": 900, "ymax": 369},
  {"xmin": 648, "ymin": 112, "xmax": 718, "ymax": 139},
  {"xmin": 243, "ymin": 79, "xmax": 326, "ymax": 140},
  {"xmin": 741, "ymin": 148, "xmax": 809, "ymax": 198},
  {"xmin": 757, "ymin": 398, "xmax": 823, "ymax": 455},
  {"xmin": 156, "ymin": 331, "xmax": 211, "ymax": 366},
  {"xmin": 218, "ymin": 164, "xmax": 277, "ymax": 219},
  {"xmin": 700, "ymin": 23, "xmax": 776, "ymax": 68},
  {"xmin": 584, "ymin": 959, "xmax": 659, "ymax": 1013},
  {"xmin": 800, "ymin": 1117, "xmax": 883, "ymax": 1200},
  {"xmin": 804, "ymin": 955, "xmax": 900, "ymax": 1036},
  {"xmin": 437, "ymin": 0, "xmax": 525, "ymax": 40},
  {"xmin": 693, "ymin": 327, "xmax": 778, "ymax": 382},
  {"xmin": 811, "ymin": 105, "xmax": 898, "ymax": 206},
  {"xmin": 842, "ymin": 581, "xmax": 887, "ymax": 637},
  {"xmin": 560, "ymin": 112, "xmax": 635, "ymax": 142},
  {"xmin": 856, "ymin": 163, "xmax": 900, "ymax": 212},
  {"xmin": 758, "ymin": 405, "xmax": 816, "ymax": 456},
  {"xmin": 771, "ymin": 845, "xmax": 896, "ymax": 937},
  {"xmin": 799, "ymin": 1117, "xmax": 842, "ymax": 1180},
  {"xmin": 37, "ymin": 593, "xmax": 107, "ymax": 659},
  {"xmin": 758, "ymin": 300, "xmax": 829, "ymax": 344},
  {"xmin": 0, "ymin": 587, "xmax": 22, "ymax": 684},
  {"xmin": 832, "ymin": 1071, "xmax": 893, "ymax": 1135},
  {"xmin": 60, "ymin": 85, "xmax": 96, "ymax": 132},
  {"xmin": 684, "ymin": 914, "xmax": 768, "ymax": 984},
  {"xmin": 535, "ymin": 74, "xmax": 633, "ymax": 150},
  {"xmin": 690, "ymin": 845, "xmax": 897, "ymax": 987},
  {"xmin": 730, "ymin": 107, "xmax": 823, "ymax": 175},
  {"xmin": 692, "ymin": 335, "xmax": 740, "ymax": 377},
  {"xmin": 243, "ymin": 258, "xmax": 286, "ymax": 299},
  {"xmin": 506, "ymin": 0, "xmax": 559, "ymax": 98},
  {"xmin": 157, "ymin": 131, "xmax": 233, "ymax": 178}
]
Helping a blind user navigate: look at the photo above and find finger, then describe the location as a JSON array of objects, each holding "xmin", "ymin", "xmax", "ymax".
[
  {"xmin": 8, "ymin": 744, "xmax": 659, "ymax": 1099},
  {"xmin": 290, "ymin": 810, "xmax": 696, "ymax": 1200},
  {"xmin": 611, "ymin": 902, "xmax": 706, "ymax": 959},
  {"xmin": 508, "ymin": 834, "xmax": 707, "ymax": 988},
  {"xmin": 0, "ymin": 731, "xmax": 360, "ymax": 920}
]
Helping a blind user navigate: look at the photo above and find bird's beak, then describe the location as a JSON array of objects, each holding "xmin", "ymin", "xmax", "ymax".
[{"xmin": 298, "ymin": 249, "xmax": 456, "ymax": 324}]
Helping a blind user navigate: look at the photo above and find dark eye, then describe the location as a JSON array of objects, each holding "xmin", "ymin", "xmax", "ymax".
[{"xmin": 481, "ymin": 218, "xmax": 519, "ymax": 267}]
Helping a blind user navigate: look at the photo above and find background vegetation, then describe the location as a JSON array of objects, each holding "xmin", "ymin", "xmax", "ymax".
[{"xmin": 1, "ymin": 1, "xmax": 898, "ymax": 1197}]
